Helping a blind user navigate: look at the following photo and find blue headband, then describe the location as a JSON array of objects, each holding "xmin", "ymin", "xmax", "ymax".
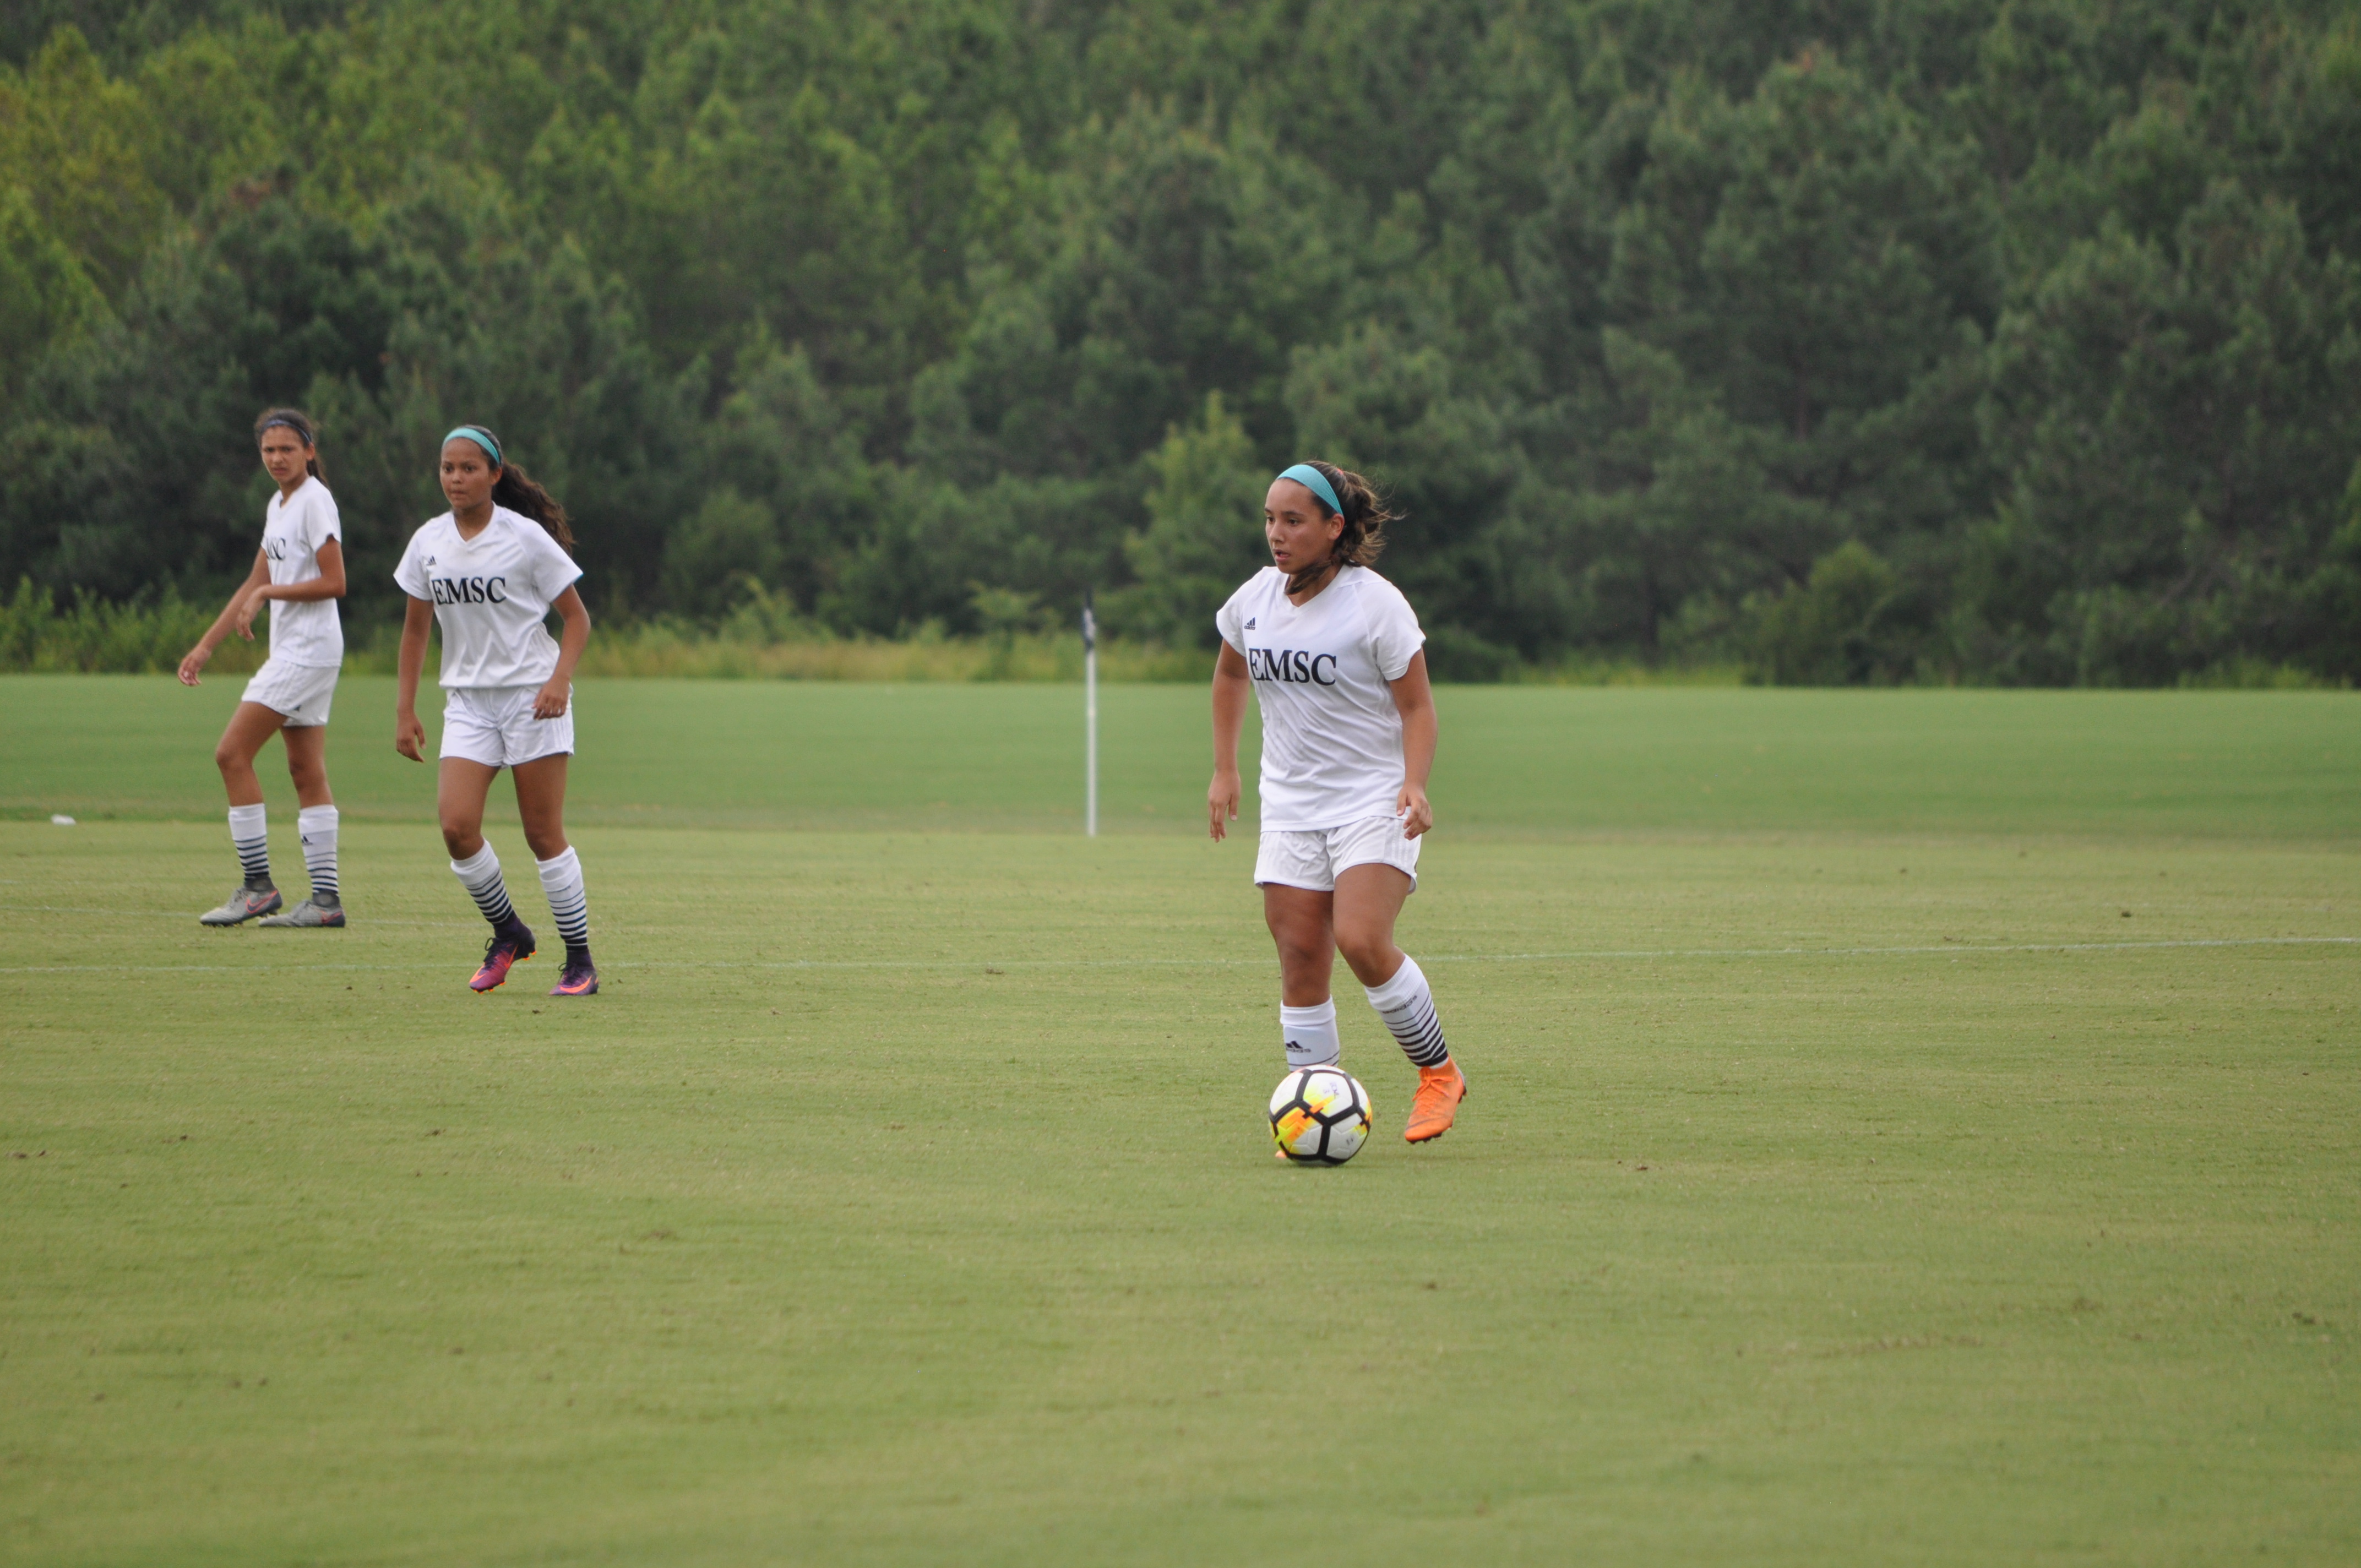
[
  {"xmin": 1276, "ymin": 463, "xmax": 1344, "ymax": 518},
  {"xmin": 258, "ymin": 416, "xmax": 311, "ymax": 440},
  {"xmin": 443, "ymin": 426, "xmax": 501, "ymax": 466}
]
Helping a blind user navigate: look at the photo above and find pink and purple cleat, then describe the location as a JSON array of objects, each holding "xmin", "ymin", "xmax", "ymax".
[
  {"xmin": 470, "ymin": 925, "xmax": 536, "ymax": 992},
  {"xmin": 549, "ymin": 955, "xmax": 599, "ymax": 997}
]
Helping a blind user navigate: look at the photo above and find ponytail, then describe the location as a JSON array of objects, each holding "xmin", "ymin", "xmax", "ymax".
[
  {"xmin": 492, "ymin": 462, "xmax": 576, "ymax": 554},
  {"xmin": 1287, "ymin": 459, "xmax": 1395, "ymax": 592},
  {"xmin": 451, "ymin": 422, "xmax": 575, "ymax": 553},
  {"xmin": 254, "ymin": 407, "xmax": 323, "ymax": 480}
]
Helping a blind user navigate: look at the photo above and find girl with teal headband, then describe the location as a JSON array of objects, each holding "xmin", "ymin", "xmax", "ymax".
[
  {"xmin": 392, "ymin": 423, "xmax": 603, "ymax": 997},
  {"xmin": 1206, "ymin": 459, "xmax": 1472, "ymax": 1150}
]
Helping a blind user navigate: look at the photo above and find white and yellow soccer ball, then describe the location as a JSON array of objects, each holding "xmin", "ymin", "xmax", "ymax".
[{"xmin": 1269, "ymin": 1066, "xmax": 1374, "ymax": 1166}]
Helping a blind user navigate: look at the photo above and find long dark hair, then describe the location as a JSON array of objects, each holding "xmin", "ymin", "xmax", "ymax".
[
  {"xmin": 1290, "ymin": 459, "xmax": 1395, "ymax": 592},
  {"xmin": 455, "ymin": 423, "xmax": 575, "ymax": 553},
  {"xmin": 254, "ymin": 407, "xmax": 323, "ymax": 480}
]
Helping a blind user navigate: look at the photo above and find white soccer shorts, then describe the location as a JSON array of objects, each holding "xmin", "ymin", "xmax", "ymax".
[
  {"xmin": 439, "ymin": 684, "xmax": 574, "ymax": 768},
  {"xmin": 1254, "ymin": 814, "xmax": 1422, "ymax": 893},
  {"xmin": 240, "ymin": 657, "xmax": 340, "ymax": 727}
]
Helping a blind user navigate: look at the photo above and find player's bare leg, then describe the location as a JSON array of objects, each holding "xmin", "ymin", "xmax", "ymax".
[
  {"xmin": 1335, "ymin": 863, "xmax": 1464, "ymax": 1142},
  {"xmin": 1264, "ymin": 884, "xmax": 1341, "ymax": 1157},
  {"xmin": 440, "ymin": 758, "xmax": 536, "ymax": 989},
  {"xmin": 199, "ymin": 701, "xmax": 287, "ymax": 924},
  {"xmin": 1267, "ymin": 866, "xmax": 1464, "ymax": 1142}
]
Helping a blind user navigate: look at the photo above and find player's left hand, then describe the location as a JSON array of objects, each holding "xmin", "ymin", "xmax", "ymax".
[
  {"xmin": 1396, "ymin": 783, "xmax": 1433, "ymax": 840},
  {"xmin": 532, "ymin": 679, "xmax": 570, "ymax": 720},
  {"xmin": 1207, "ymin": 766, "xmax": 1240, "ymax": 842}
]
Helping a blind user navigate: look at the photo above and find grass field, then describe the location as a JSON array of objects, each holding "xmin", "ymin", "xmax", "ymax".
[{"xmin": 2, "ymin": 676, "xmax": 2357, "ymax": 1565}]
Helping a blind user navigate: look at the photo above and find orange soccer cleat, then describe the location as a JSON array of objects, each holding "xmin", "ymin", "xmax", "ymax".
[{"xmin": 1403, "ymin": 1061, "xmax": 1467, "ymax": 1144}]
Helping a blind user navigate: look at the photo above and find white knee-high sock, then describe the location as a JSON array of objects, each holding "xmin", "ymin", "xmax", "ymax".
[
  {"xmin": 228, "ymin": 803, "xmax": 270, "ymax": 885},
  {"xmin": 451, "ymin": 843, "xmax": 518, "ymax": 929},
  {"xmin": 1281, "ymin": 999, "xmax": 1340, "ymax": 1069},
  {"xmin": 535, "ymin": 847, "xmax": 590, "ymax": 958},
  {"xmin": 297, "ymin": 805, "xmax": 339, "ymax": 903},
  {"xmin": 1364, "ymin": 956, "xmax": 1451, "ymax": 1070}
]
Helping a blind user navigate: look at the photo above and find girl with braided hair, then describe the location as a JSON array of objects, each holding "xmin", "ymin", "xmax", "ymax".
[
  {"xmin": 1207, "ymin": 460, "xmax": 1468, "ymax": 1146},
  {"xmin": 393, "ymin": 424, "xmax": 600, "ymax": 996}
]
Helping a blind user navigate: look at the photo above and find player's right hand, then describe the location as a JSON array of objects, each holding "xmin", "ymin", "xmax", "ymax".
[
  {"xmin": 395, "ymin": 711, "xmax": 427, "ymax": 762},
  {"xmin": 230, "ymin": 586, "xmax": 265, "ymax": 640},
  {"xmin": 1207, "ymin": 767, "xmax": 1239, "ymax": 842},
  {"xmin": 176, "ymin": 646, "xmax": 208, "ymax": 685}
]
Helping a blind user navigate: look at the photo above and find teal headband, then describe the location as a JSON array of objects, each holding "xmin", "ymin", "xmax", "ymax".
[
  {"xmin": 1276, "ymin": 463, "xmax": 1344, "ymax": 518},
  {"xmin": 443, "ymin": 426, "xmax": 501, "ymax": 467}
]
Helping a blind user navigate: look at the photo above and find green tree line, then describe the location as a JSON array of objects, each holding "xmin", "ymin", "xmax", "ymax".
[{"xmin": 4, "ymin": 0, "xmax": 2357, "ymax": 682}]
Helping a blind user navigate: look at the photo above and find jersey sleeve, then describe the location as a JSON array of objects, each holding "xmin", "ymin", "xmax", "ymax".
[
  {"xmin": 1214, "ymin": 580, "xmax": 1250, "ymax": 654},
  {"xmin": 304, "ymin": 487, "xmax": 341, "ymax": 549},
  {"xmin": 526, "ymin": 524, "xmax": 585, "ymax": 603},
  {"xmin": 392, "ymin": 529, "xmax": 430, "ymax": 600},
  {"xmin": 1363, "ymin": 579, "xmax": 1426, "ymax": 682}
]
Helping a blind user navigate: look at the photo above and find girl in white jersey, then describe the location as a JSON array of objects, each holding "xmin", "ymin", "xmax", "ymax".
[
  {"xmin": 393, "ymin": 425, "xmax": 599, "ymax": 997},
  {"xmin": 1209, "ymin": 460, "xmax": 1467, "ymax": 1145},
  {"xmin": 177, "ymin": 408, "xmax": 349, "ymax": 928}
]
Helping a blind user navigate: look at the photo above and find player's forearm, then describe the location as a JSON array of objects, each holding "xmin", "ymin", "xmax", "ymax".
[
  {"xmin": 395, "ymin": 632, "xmax": 428, "ymax": 715},
  {"xmin": 253, "ymin": 578, "xmax": 345, "ymax": 604},
  {"xmin": 1210, "ymin": 674, "xmax": 1248, "ymax": 771},
  {"xmin": 1399, "ymin": 700, "xmax": 1436, "ymax": 790},
  {"xmin": 194, "ymin": 602, "xmax": 241, "ymax": 651},
  {"xmin": 199, "ymin": 564, "xmax": 270, "ymax": 647},
  {"xmin": 550, "ymin": 605, "xmax": 590, "ymax": 685}
]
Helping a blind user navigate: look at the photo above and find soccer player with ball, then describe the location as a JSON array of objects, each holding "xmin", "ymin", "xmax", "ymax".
[
  {"xmin": 393, "ymin": 426, "xmax": 601, "ymax": 997},
  {"xmin": 1209, "ymin": 460, "xmax": 1467, "ymax": 1154}
]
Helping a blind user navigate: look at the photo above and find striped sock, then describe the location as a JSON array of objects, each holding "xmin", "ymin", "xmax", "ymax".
[
  {"xmin": 297, "ymin": 805, "xmax": 339, "ymax": 904},
  {"xmin": 536, "ymin": 847, "xmax": 590, "ymax": 960},
  {"xmin": 228, "ymin": 803, "xmax": 271, "ymax": 887},
  {"xmin": 1363, "ymin": 956, "xmax": 1451, "ymax": 1070},
  {"xmin": 1281, "ymin": 999, "xmax": 1340, "ymax": 1068},
  {"xmin": 450, "ymin": 843, "xmax": 517, "ymax": 930}
]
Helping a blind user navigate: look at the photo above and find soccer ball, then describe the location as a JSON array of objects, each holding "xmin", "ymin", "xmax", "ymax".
[{"xmin": 1269, "ymin": 1066, "xmax": 1374, "ymax": 1166}]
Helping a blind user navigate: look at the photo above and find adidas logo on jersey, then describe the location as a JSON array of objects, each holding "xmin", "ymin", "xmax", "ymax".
[{"xmin": 1244, "ymin": 617, "xmax": 1257, "ymax": 629}]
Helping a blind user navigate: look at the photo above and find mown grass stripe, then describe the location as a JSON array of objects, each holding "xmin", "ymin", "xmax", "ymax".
[{"xmin": 6, "ymin": 934, "xmax": 2351, "ymax": 977}]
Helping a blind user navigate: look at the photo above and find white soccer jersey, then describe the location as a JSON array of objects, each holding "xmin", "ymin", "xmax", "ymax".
[
  {"xmin": 259, "ymin": 476, "xmax": 342, "ymax": 666},
  {"xmin": 1215, "ymin": 565, "xmax": 1427, "ymax": 831},
  {"xmin": 393, "ymin": 507, "xmax": 584, "ymax": 689}
]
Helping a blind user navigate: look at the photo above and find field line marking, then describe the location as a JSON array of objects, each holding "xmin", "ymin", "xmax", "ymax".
[
  {"xmin": 2, "ymin": 934, "xmax": 2351, "ymax": 977},
  {"xmin": 626, "ymin": 935, "xmax": 2361, "ymax": 967},
  {"xmin": 1427, "ymin": 935, "xmax": 2361, "ymax": 961}
]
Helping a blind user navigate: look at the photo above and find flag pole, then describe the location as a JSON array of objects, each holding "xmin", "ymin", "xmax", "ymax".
[{"xmin": 1082, "ymin": 590, "xmax": 1098, "ymax": 838}]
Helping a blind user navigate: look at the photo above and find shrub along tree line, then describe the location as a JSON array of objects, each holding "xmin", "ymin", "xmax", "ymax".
[{"xmin": 2, "ymin": 0, "xmax": 2357, "ymax": 684}]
